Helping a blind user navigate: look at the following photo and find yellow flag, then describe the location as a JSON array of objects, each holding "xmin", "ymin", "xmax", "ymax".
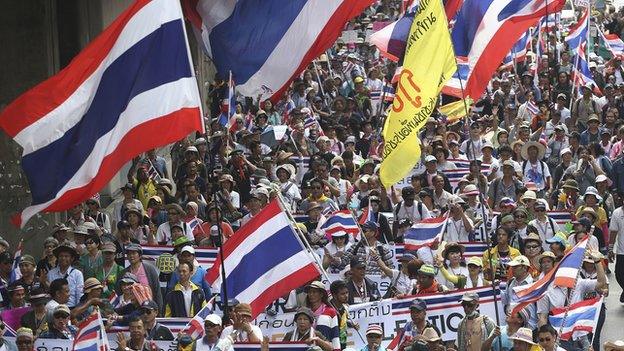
[
  {"xmin": 439, "ymin": 97, "xmax": 473, "ymax": 123},
  {"xmin": 380, "ymin": 0, "xmax": 456, "ymax": 188}
]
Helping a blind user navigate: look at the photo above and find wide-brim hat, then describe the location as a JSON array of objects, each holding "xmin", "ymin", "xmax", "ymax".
[
  {"xmin": 275, "ymin": 164, "xmax": 296, "ymax": 178},
  {"xmin": 166, "ymin": 203, "xmax": 186, "ymax": 217},
  {"xmin": 605, "ymin": 340, "xmax": 624, "ymax": 351},
  {"xmin": 442, "ymin": 242, "xmax": 465, "ymax": 259},
  {"xmin": 583, "ymin": 186, "xmax": 603, "ymax": 202},
  {"xmin": 509, "ymin": 328, "xmax": 537, "ymax": 345},
  {"xmin": 83, "ymin": 278, "xmax": 103, "ymax": 293},
  {"xmin": 53, "ymin": 242, "xmax": 79, "ymax": 260},
  {"xmin": 562, "ymin": 179, "xmax": 580, "ymax": 191},
  {"xmin": 305, "ymin": 202, "xmax": 322, "ymax": 213},
  {"xmin": 521, "ymin": 141, "xmax": 546, "ymax": 160},
  {"xmin": 305, "ymin": 281, "xmax": 328, "ymax": 296},
  {"xmin": 537, "ymin": 251, "xmax": 556, "ymax": 263}
]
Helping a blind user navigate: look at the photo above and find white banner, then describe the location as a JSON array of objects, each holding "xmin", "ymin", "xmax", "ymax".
[{"xmin": 255, "ymin": 286, "xmax": 505, "ymax": 347}]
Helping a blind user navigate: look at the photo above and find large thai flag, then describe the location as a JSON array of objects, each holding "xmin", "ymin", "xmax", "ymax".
[
  {"xmin": 549, "ymin": 296, "xmax": 602, "ymax": 341},
  {"xmin": 502, "ymin": 30, "xmax": 530, "ymax": 68},
  {"xmin": 0, "ymin": 0, "xmax": 203, "ymax": 228},
  {"xmin": 319, "ymin": 210, "xmax": 360, "ymax": 239},
  {"xmin": 404, "ymin": 217, "xmax": 448, "ymax": 250},
  {"xmin": 204, "ymin": 199, "xmax": 321, "ymax": 318},
  {"xmin": 450, "ymin": 0, "xmax": 565, "ymax": 99},
  {"xmin": 370, "ymin": 4, "xmax": 417, "ymax": 62},
  {"xmin": 565, "ymin": 9, "xmax": 589, "ymax": 53},
  {"xmin": 73, "ymin": 311, "xmax": 110, "ymax": 351},
  {"xmin": 182, "ymin": 0, "xmax": 374, "ymax": 100},
  {"xmin": 511, "ymin": 237, "xmax": 588, "ymax": 315},
  {"xmin": 572, "ymin": 43, "xmax": 602, "ymax": 96},
  {"xmin": 442, "ymin": 56, "xmax": 470, "ymax": 98}
]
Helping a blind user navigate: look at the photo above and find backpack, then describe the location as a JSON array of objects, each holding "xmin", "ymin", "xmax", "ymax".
[{"xmin": 394, "ymin": 200, "xmax": 423, "ymax": 221}]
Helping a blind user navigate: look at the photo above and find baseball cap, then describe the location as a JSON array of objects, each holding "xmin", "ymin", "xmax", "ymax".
[
  {"xmin": 180, "ymin": 246, "xmax": 196, "ymax": 255},
  {"xmin": 459, "ymin": 292, "xmax": 479, "ymax": 303},
  {"xmin": 366, "ymin": 324, "xmax": 383, "ymax": 336},
  {"xmin": 140, "ymin": 300, "xmax": 159, "ymax": 310},
  {"xmin": 205, "ymin": 314, "xmax": 222, "ymax": 326},
  {"xmin": 508, "ymin": 255, "xmax": 531, "ymax": 267},
  {"xmin": 425, "ymin": 155, "xmax": 437, "ymax": 163},
  {"xmin": 409, "ymin": 298, "xmax": 427, "ymax": 311}
]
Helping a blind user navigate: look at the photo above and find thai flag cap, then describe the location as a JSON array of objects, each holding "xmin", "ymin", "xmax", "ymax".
[
  {"xmin": 404, "ymin": 216, "xmax": 448, "ymax": 250},
  {"xmin": 182, "ymin": 0, "xmax": 375, "ymax": 101},
  {"xmin": 549, "ymin": 296, "xmax": 603, "ymax": 341},
  {"xmin": 450, "ymin": 0, "xmax": 566, "ymax": 99},
  {"xmin": 0, "ymin": 0, "xmax": 203, "ymax": 228},
  {"xmin": 204, "ymin": 199, "xmax": 321, "ymax": 318}
]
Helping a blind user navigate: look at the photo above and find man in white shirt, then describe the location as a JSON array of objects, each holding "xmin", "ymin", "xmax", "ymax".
[
  {"xmin": 220, "ymin": 303, "xmax": 263, "ymax": 347},
  {"xmin": 444, "ymin": 197, "xmax": 473, "ymax": 242},
  {"xmin": 155, "ymin": 204, "xmax": 194, "ymax": 244},
  {"xmin": 609, "ymin": 202, "xmax": 624, "ymax": 302}
]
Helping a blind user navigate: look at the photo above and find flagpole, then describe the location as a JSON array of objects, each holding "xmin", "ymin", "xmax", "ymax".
[
  {"xmin": 312, "ymin": 60, "xmax": 328, "ymax": 109},
  {"xmin": 275, "ymin": 194, "xmax": 367, "ymax": 344}
]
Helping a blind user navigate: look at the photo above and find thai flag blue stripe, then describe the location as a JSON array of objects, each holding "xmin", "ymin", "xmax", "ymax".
[
  {"xmin": 209, "ymin": 0, "xmax": 308, "ymax": 85},
  {"xmin": 549, "ymin": 308, "xmax": 597, "ymax": 326},
  {"xmin": 320, "ymin": 216, "xmax": 357, "ymax": 228},
  {"xmin": 451, "ymin": 0, "xmax": 492, "ymax": 56},
  {"xmin": 226, "ymin": 225, "xmax": 303, "ymax": 295},
  {"xmin": 392, "ymin": 287, "xmax": 500, "ymax": 308},
  {"xmin": 22, "ymin": 20, "xmax": 191, "ymax": 205}
]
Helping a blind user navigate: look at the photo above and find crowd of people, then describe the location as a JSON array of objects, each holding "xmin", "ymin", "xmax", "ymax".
[{"xmin": 7, "ymin": 1, "xmax": 624, "ymax": 351}]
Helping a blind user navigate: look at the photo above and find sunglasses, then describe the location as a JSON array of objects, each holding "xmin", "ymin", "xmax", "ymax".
[
  {"xmin": 204, "ymin": 323, "xmax": 219, "ymax": 328},
  {"xmin": 525, "ymin": 245, "xmax": 540, "ymax": 249},
  {"xmin": 54, "ymin": 314, "xmax": 70, "ymax": 319},
  {"xmin": 16, "ymin": 340, "xmax": 33, "ymax": 346},
  {"xmin": 539, "ymin": 337, "xmax": 552, "ymax": 342},
  {"xmin": 85, "ymin": 240, "xmax": 95, "ymax": 245}
]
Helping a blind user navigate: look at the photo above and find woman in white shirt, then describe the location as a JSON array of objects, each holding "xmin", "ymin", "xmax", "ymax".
[
  {"xmin": 436, "ymin": 243, "xmax": 469, "ymax": 290},
  {"xmin": 322, "ymin": 231, "xmax": 352, "ymax": 274}
]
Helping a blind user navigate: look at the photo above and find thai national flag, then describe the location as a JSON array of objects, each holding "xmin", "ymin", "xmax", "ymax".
[
  {"xmin": 383, "ymin": 83, "xmax": 396, "ymax": 102},
  {"xmin": 204, "ymin": 199, "xmax": 321, "ymax": 318},
  {"xmin": 511, "ymin": 237, "xmax": 588, "ymax": 315},
  {"xmin": 319, "ymin": 210, "xmax": 360, "ymax": 240},
  {"xmin": 450, "ymin": 0, "xmax": 565, "ymax": 99},
  {"xmin": 219, "ymin": 72, "xmax": 236, "ymax": 127},
  {"xmin": 549, "ymin": 296, "xmax": 603, "ymax": 341},
  {"xmin": 180, "ymin": 296, "xmax": 215, "ymax": 340},
  {"xmin": 182, "ymin": 0, "xmax": 374, "ymax": 100},
  {"xmin": 0, "ymin": 0, "xmax": 203, "ymax": 228},
  {"xmin": 600, "ymin": 31, "xmax": 624, "ymax": 57},
  {"xmin": 404, "ymin": 217, "xmax": 448, "ymax": 250},
  {"xmin": 187, "ymin": 217, "xmax": 201, "ymax": 231},
  {"xmin": 502, "ymin": 30, "xmax": 530, "ymax": 68},
  {"xmin": 565, "ymin": 9, "xmax": 589, "ymax": 53},
  {"xmin": 369, "ymin": 3, "xmax": 417, "ymax": 62},
  {"xmin": 73, "ymin": 311, "xmax": 110, "ymax": 351},
  {"xmin": 572, "ymin": 42, "xmax": 602, "ymax": 96},
  {"xmin": 9, "ymin": 240, "xmax": 22, "ymax": 283},
  {"xmin": 442, "ymin": 56, "xmax": 470, "ymax": 98},
  {"xmin": 525, "ymin": 100, "xmax": 539, "ymax": 116}
]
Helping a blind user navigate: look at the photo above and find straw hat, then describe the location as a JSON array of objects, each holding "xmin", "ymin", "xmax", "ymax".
[
  {"xmin": 521, "ymin": 141, "xmax": 546, "ymax": 160},
  {"xmin": 509, "ymin": 327, "xmax": 537, "ymax": 345}
]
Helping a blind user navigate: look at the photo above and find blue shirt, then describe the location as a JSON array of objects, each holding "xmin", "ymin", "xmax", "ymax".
[
  {"xmin": 491, "ymin": 325, "xmax": 514, "ymax": 351},
  {"xmin": 47, "ymin": 266, "xmax": 84, "ymax": 307}
]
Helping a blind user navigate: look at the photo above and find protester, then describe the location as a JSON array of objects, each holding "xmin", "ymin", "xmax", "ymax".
[
  {"xmin": 455, "ymin": 292, "xmax": 497, "ymax": 351},
  {"xmin": 39, "ymin": 304, "xmax": 77, "ymax": 339}
]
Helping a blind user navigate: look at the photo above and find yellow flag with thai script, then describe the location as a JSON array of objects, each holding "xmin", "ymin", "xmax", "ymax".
[
  {"xmin": 380, "ymin": 0, "xmax": 456, "ymax": 188},
  {"xmin": 439, "ymin": 97, "xmax": 473, "ymax": 123}
]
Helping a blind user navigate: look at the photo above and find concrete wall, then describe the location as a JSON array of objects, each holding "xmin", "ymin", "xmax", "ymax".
[{"xmin": 0, "ymin": 0, "xmax": 133, "ymax": 255}]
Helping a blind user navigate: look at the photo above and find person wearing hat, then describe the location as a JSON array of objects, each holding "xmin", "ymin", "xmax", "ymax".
[
  {"xmin": 84, "ymin": 196, "xmax": 112, "ymax": 234},
  {"xmin": 93, "ymin": 242, "xmax": 124, "ymax": 300},
  {"xmin": 20, "ymin": 287, "xmax": 50, "ymax": 337},
  {"xmin": 194, "ymin": 314, "xmax": 224, "ymax": 350},
  {"xmin": 113, "ymin": 183, "xmax": 145, "ymax": 225},
  {"xmin": 555, "ymin": 177, "xmax": 581, "ymax": 212},
  {"xmin": 15, "ymin": 327, "xmax": 33, "ymax": 351},
  {"xmin": 220, "ymin": 303, "xmax": 263, "ymax": 343},
  {"xmin": 300, "ymin": 178, "xmax": 338, "ymax": 215},
  {"xmin": 520, "ymin": 140, "xmax": 551, "ymax": 195},
  {"xmin": 46, "ymin": 241, "xmax": 83, "ymax": 308},
  {"xmin": 72, "ymin": 277, "xmax": 114, "ymax": 321},
  {"xmin": 580, "ymin": 113, "xmax": 603, "ymax": 146},
  {"xmin": 394, "ymin": 299, "xmax": 441, "ymax": 351},
  {"xmin": 483, "ymin": 227, "xmax": 521, "ymax": 281},
  {"xmin": 418, "ymin": 155, "xmax": 452, "ymax": 192},
  {"xmin": 155, "ymin": 203, "xmax": 194, "ymax": 245},
  {"xmin": 394, "ymin": 186, "xmax": 431, "ymax": 233},
  {"xmin": 275, "ymin": 163, "xmax": 301, "ymax": 212},
  {"xmin": 321, "ymin": 230, "xmax": 353, "ymax": 274},
  {"xmin": 137, "ymin": 300, "xmax": 174, "ymax": 341},
  {"xmin": 166, "ymin": 245, "xmax": 211, "ymax": 300},
  {"xmin": 39, "ymin": 304, "xmax": 78, "ymax": 339},
  {"xmin": 360, "ymin": 324, "xmax": 386, "ymax": 351},
  {"xmin": 460, "ymin": 120, "xmax": 487, "ymax": 160},
  {"xmin": 164, "ymin": 261, "xmax": 207, "ymax": 318},
  {"xmin": 569, "ymin": 217, "xmax": 604, "ymax": 254},
  {"xmin": 14, "ymin": 254, "xmax": 38, "ymax": 296},
  {"xmin": 571, "ymin": 145, "xmax": 606, "ymax": 194},
  {"xmin": 345, "ymin": 258, "xmax": 381, "ymax": 304},
  {"xmin": 527, "ymin": 200, "xmax": 560, "ymax": 251},
  {"xmin": 571, "ymin": 80, "xmax": 599, "ymax": 131},
  {"xmin": 521, "ymin": 233, "xmax": 544, "ymax": 278},
  {"xmin": 341, "ymin": 221, "xmax": 393, "ymax": 276},
  {"xmin": 576, "ymin": 185, "xmax": 608, "ymax": 227},
  {"xmin": 376, "ymin": 252, "xmax": 421, "ymax": 298},
  {"xmin": 507, "ymin": 327, "xmax": 539, "ymax": 351},
  {"xmin": 503, "ymin": 255, "xmax": 536, "ymax": 326},
  {"xmin": 283, "ymin": 307, "xmax": 332, "ymax": 350},
  {"xmin": 412, "ymin": 264, "xmax": 447, "ymax": 295},
  {"xmin": 455, "ymin": 291, "xmax": 497, "ymax": 351},
  {"xmin": 3, "ymin": 282, "xmax": 27, "ymax": 311},
  {"xmin": 435, "ymin": 242, "xmax": 468, "ymax": 290},
  {"xmin": 488, "ymin": 158, "xmax": 524, "ymax": 209},
  {"xmin": 121, "ymin": 243, "xmax": 163, "ymax": 310}
]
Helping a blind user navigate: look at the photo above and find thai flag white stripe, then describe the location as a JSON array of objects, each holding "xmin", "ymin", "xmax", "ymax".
[
  {"xmin": 232, "ymin": 0, "xmax": 342, "ymax": 97},
  {"xmin": 235, "ymin": 251, "xmax": 316, "ymax": 303},
  {"xmin": 555, "ymin": 266, "xmax": 578, "ymax": 279},
  {"xmin": 20, "ymin": 78, "xmax": 200, "ymax": 224},
  {"xmin": 15, "ymin": 0, "xmax": 182, "ymax": 155},
  {"xmin": 195, "ymin": 0, "xmax": 237, "ymax": 56},
  {"xmin": 467, "ymin": 2, "xmax": 546, "ymax": 82},
  {"xmin": 213, "ymin": 213, "xmax": 291, "ymax": 284}
]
